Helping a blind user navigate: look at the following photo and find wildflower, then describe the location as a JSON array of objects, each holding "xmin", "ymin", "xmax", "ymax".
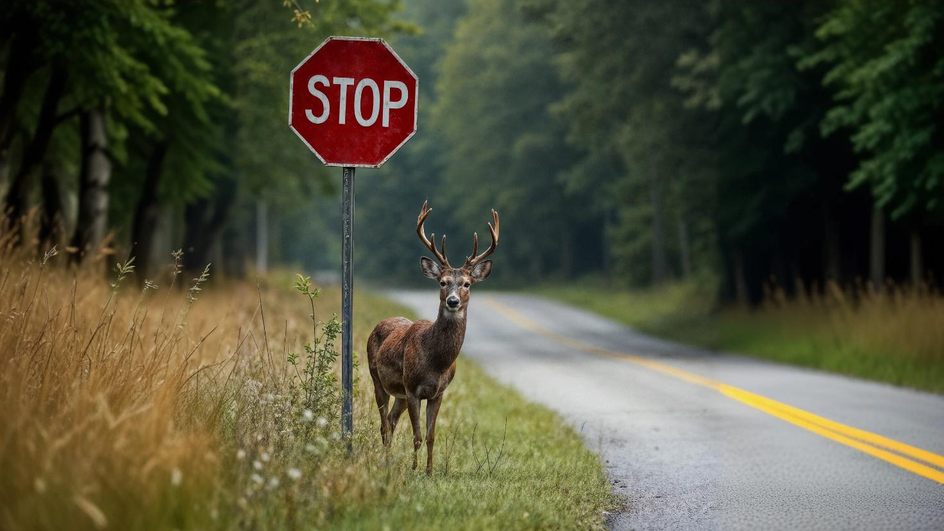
[
  {"xmin": 236, "ymin": 449, "xmax": 246, "ymax": 460},
  {"xmin": 288, "ymin": 468, "xmax": 302, "ymax": 480},
  {"xmin": 253, "ymin": 460, "xmax": 263, "ymax": 470},
  {"xmin": 305, "ymin": 443, "xmax": 316, "ymax": 453},
  {"xmin": 260, "ymin": 452, "xmax": 270, "ymax": 462},
  {"xmin": 303, "ymin": 409, "xmax": 314, "ymax": 421},
  {"xmin": 171, "ymin": 468, "xmax": 183, "ymax": 487},
  {"xmin": 317, "ymin": 417, "xmax": 328, "ymax": 427},
  {"xmin": 268, "ymin": 477, "xmax": 280, "ymax": 489},
  {"xmin": 250, "ymin": 473, "xmax": 263, "ymax": 485}
]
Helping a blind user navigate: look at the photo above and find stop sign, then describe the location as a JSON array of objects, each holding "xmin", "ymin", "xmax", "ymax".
[{"xmin": 289, "ymin": 37, "xmax": 418, "ymax": 168}]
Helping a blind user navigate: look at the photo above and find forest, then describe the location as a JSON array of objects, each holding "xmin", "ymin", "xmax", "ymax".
[{"xmin": 2, "ymin": 0, "xmax": 943, "ymax": 304}]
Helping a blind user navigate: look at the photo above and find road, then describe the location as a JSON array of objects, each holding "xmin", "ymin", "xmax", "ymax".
[{"xmin": 386, "ymin": 291, "xmax": 944, "ymax": 530}]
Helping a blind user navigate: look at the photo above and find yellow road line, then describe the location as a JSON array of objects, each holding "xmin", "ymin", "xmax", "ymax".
[{"xmin": 483, "ymin": 297, "xmax": 944, "ymax": 484}]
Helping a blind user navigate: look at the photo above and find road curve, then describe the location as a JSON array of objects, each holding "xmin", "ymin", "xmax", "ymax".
[{"xmin": 385, "ymin": 290, "xmax": 944, "ymax": 530}]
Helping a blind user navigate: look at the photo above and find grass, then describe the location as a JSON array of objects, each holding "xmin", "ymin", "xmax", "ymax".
[
  {"xmin": 537, "ymin": 280, "xmax": 944, "ymax": 394},
  {"xmin": 0, "ymin": 244, "xmax": 613, "ymax": 530}
]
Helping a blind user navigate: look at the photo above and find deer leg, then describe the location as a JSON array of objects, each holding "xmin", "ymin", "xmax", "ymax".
[
  {"xmin": 425, "ymin": 394, "xmax": 443, "ymax": 475},
  {"xmin": 370, "ymin": 371, "xmax": 390, "ymax": 445},
  {"xmin": 387, "ymin": 397, "xmax": 408, "ymax": 444},
  {"xmin": 406, "ymin": 394, "xmax": 423, "ymax": 471}
]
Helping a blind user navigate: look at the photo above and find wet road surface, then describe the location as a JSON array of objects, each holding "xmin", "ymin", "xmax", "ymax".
[{"xmin": 386, "ymin": 291, "xmax": 944, "ymax": 530}]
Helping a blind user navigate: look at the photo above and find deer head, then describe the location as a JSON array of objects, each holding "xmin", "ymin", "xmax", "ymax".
[{"xmin": 416, "ymin": 200, "xmax": 499, "ymax": 315}]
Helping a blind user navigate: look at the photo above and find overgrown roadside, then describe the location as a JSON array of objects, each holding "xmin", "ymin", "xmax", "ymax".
[
  {"xmin": 0, "ymin": 251, "xmax": 613, "ymax": 530},
  {"xmin": 538, "ymin": 282, "xmax": 944, "ymax": 394}
]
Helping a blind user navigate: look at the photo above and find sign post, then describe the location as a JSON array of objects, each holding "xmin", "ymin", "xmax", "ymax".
[
  {"xmin": 340, "ymin": 166, "xmax": 354, "ymax": 442},
  {"xmin": 289, "ymin": 37, "xmax": 418, "ymax": 444}
]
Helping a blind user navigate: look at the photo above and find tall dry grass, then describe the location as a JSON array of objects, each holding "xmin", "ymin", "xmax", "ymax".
[
  {"xmin": 758, "ymin": 280, "xmax": 944, "ymax": 367},
  {"xmin": 0, "ymin": 238, "xmax": 343, "ymax": 529}
]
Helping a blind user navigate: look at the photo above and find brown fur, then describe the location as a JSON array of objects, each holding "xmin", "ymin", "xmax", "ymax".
[
  {"xmin": 368, "ymin": 202, "xmax": 497, "ymax": 474},
  {"xmin": 366, "ymin": 272, "xmax": 473, "ymax": 474}
]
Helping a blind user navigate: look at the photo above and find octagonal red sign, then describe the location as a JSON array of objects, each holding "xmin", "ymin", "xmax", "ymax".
[{"xmin": 289, "ymin": 37, "xmax": 418, "ymax": 168}]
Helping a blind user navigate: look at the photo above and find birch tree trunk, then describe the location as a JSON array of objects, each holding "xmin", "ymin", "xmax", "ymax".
[
  {"xmin": 5, "ymin": 64, "xmax": 67, "ymax": 230},
  {"xmin": 71, "ymin": 105, "xmax": 112, "ymax": 260}
]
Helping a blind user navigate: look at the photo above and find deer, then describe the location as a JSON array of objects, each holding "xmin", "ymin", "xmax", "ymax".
[{"xmin": 367, "ymin": 201, "xmax": 499, "ymax": 474}]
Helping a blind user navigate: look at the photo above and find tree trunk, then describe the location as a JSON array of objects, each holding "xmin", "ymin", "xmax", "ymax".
[
  {"xmin": 71, "ymin": 105, "xmax": 112, "ymax": 261},
  {"xmin": 183, "ymin": 180, "xmax": 237, "ymax": 276},
  {"xmin": 560, "ymin": 228, "xmax": 574, "ymax": 278},
  {"xmin": 256, "ymin": 199, "xmax": 268, "ymax": 273},
  {"xmin": 910, "ymin": 229, "xmax": 923, "ymax": 288},
  {"xmin": 602, "ymin": 206, "xmax": 614, "ymax": 277},
  {"xmin": 648, "ymin": 156, "xmax": 668, "ymax": 284},
  {"xmin": 677, "ymin": 212, "xmax": 692, "ymax": 279},
  {"xmin": 733, "ymin": 247, "xmax": 749, "ymax": 306},
  {"xmin": 0, "ymin": 23, "xmax": 40, "ymax": 202},
  {"xmin": 5, "ymin": 64, "xmax": 68, "ymax": 229},
  {"xmin": 39, "ymin": 161, "xmax": 64, "ymax": 248},
  {"xmin": 823, "ymin": 205, "xmax": 840, "ymax": 282},
  {"xmin": 869, "ymin": 206, "xmax": 885, "ymax": 291},
  {"xmin": 129, "ymin": 142, "xmax": 168, "ymax": 282}
]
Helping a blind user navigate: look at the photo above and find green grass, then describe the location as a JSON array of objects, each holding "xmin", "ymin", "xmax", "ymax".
[
  {"xmin": 208, "ymin": 283, "xmax": 616, "ymax": 530},
  {"xmin": 323, "ymin": 291, "xmax": 616, "ymax": 530},
  {"xmin": 536, "ymin": 281, "xmax": 944, "ymax": 394}
]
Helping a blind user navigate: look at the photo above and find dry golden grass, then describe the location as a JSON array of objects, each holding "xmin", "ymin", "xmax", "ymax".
[
  {"xmin": 0, "ymin": 241, "xmax": 613, "ymax": 530},
  {"xmin": 0, "ymin": 245, "xmax": 309, "ymax": 528}
]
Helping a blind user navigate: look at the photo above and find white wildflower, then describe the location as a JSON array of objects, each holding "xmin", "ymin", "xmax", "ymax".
[
  {"xmin": 287, "ymin": 468, "xmax": 302, "ymax": 480},
  {"xmin": 260, "ymin": 452, "xmax": 270, "ymax": 462},
  {"xmin": 236, "ymin": 449, "xmax": 246, "ymax": 460},
  {"xmin": 303, "ymin": 409, "xmax": 314, "ymax": 421},
  {"xmin": 250, "ymin": 473, "xmax": 263, "ymax": 485},
  {"xmin": 305, "ymin": 443, "xmax": 316, "ymax": 453},
  {"xmin": 268, "ymin": 477, "xmax": 280, "ymax": 489},
  {"xmin": 171, "ymin": 468, "xmax": 182, "ymax": 487},
  {"xmin": 253, "ymin": 460, "xmax": 263, "ymax": 470},
  {"xmin": 317, "ymin": 417, "xmax": 328, "ymax": 427}
]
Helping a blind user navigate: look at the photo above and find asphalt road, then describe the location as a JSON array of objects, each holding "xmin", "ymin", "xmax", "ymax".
[{"xmin": 386, "ymin": 290, "xmax": 944, "ymax": 530}]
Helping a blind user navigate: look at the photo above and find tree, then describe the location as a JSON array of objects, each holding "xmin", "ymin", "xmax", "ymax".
[
  {"xmin": 430, "ymin": 0, "xmax": 585, "ymax": 282},
  {"xmin": 544, "ymin": 0, "xmax": 715, "ymax": 284},
  {"xmin": 803, "ymin": 0, "xmax": 944, "ymax": 285}
]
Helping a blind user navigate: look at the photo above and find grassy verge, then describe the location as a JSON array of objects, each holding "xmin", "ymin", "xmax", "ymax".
[
  {"xmin": 537, "ymin": 281, "xmax": 944, "ymax": 394},
  {"xmin": 0, "ymin": 250, "xmax": 612, "ymax": 530}
]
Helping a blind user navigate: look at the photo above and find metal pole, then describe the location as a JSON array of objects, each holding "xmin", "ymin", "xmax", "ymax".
[{"xmin": 341, "ymin": 166, "xmax": 355, "ymax": 449}]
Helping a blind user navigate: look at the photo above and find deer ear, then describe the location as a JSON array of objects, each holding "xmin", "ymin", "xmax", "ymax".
[
  {"xmin": 420, "ymin": 257, "xmax": 441, "ymax": 280},
  {"xmin": 469, "ymin": 260, "xmax": 492, "ymax": 283}
]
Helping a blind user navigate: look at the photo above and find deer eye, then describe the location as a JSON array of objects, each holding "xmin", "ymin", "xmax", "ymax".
[
  {"xmin": 463, "ymin": 282, "xmax": 470, "ymax": 288},
  {"xmin": 440, "ymin": 281, "xmax": 446, "ymax": 287}
]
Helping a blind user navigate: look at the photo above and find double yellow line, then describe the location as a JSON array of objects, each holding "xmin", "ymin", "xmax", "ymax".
[{"xmin": 483, "ymin": 297, "xmax": 944, "ymax": 485}]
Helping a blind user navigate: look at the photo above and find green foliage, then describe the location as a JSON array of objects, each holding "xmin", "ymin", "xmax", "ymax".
[
  {"xmin": 431, "ymin": 0, "xmax": 583, "ymax": 280},
  {"xmin": 289, "ymin": 274, "xmax": 342, "ymax": 413},
  {"xmin": 803, "ymin": 0, "xmax": 944, "ymax": 218}
]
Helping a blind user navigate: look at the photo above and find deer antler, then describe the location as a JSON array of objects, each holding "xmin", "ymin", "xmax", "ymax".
[
  {"xmin": 465, "ymin": 209, "xmax": 500, "ymax": 267},
  {"xmin": 417, "ymin": 200, "xmax": 451, "ymax": 267}
]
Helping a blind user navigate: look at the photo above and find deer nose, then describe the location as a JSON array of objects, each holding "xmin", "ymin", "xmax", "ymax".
[{"xmin": 446, "ymin": 296, "xmax": 460, "ymax": 308}]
